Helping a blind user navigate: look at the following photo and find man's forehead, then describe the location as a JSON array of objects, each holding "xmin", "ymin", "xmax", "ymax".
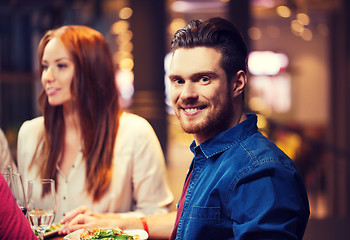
[{"xmin": 169, "ymin": 47, "xmax": 222, "ymax": 75}]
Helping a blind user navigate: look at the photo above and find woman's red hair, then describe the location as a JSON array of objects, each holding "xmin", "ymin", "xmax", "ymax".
[{"xmin": 35, "ymin": 25, "xmax": 121, "ymax": 201}]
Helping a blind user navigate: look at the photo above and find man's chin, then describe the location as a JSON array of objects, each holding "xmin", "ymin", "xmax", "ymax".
[{"xmin": 179, "ymin": 123, "xmax": 202, "ymax": 134}]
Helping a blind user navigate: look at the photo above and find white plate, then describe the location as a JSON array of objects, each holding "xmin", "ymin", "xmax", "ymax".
[
  {"xmin": 63, "ymin": 229, "xmax": 83, "ymax": 240},
  {"xmin": 63, "ymin": 229, "xmax": 148, "ymax": 240}
]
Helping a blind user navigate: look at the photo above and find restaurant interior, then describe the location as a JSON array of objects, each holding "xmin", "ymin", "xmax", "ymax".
[{"xmin": 0, "ymin": 0, "xmax": 349, "ymax": 239}]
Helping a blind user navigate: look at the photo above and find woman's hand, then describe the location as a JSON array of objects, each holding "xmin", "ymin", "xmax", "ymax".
[
  {"xmin": 59, "ymin": 213, "xmax": 109, "ymax": 235},
  {"xmin": 58, "ymin": 206, "xmax": 126, "ymax": 235},
  {"xmin": 58, "ymin": 206, "xmax": 103, "ymax": 235}
]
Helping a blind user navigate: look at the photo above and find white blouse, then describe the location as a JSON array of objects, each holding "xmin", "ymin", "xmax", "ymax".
[{"xmin": 17, "ymin": 112, "xmax": 173, "ymax": 222}]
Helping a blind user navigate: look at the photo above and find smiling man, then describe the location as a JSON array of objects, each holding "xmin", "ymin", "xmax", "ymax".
[
  {"xmin": 166, "ymin": 17, "xmax": 309, "ymax": 239},
  {"xmin": 61, "ymin": 17, "xmax": 310, "ymax": 240},
  {"xmin": 169, "ymin": 46, "xmax": 247, "ymax": 143}
]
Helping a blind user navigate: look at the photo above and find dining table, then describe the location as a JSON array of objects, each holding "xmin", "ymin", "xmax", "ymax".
[
  {"xmin": 48, "ymin": 235, "xmax": 64, "ymax": 240},
  {"xmin": 46, "ymin": 233, "xmax": 162, "ymax": 240}
]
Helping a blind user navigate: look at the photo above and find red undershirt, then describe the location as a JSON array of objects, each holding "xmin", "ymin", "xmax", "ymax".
[{"xmin": 169, "ymin": 170, "xmax": 193, "ymax": 240}]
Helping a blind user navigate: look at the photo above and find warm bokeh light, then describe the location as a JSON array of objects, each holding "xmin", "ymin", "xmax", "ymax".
[
  {"xmin": 116, "ymin": 30, "xmax": 133, "ymax": 42},
  {"xmin": 249, "ymin": 97, "xmax": 268, "ymax": 113},
  {"xmin": 119, "ymin": 7, "xmax": 133, "ymax": 20},
  {"xmin": 248, "ymin": 27, "xmax": 262, "ymax": 40},
  {"xmin": 257, "ymin": 114, "xmax": 268, "ymax": 129},
  {"xmin": 276, "ymin": 5, "xmax": 291, "ymax": 18},
  {"xmin": 110, "ymin": 20, "xmax": 129, "ymax": 34},
  {"xmin": 115, "ymin": 70, "xmax": 134, "ymax": 108},
  {"xmin": 120, "ymin": 58, "xmax": 134, "ymax": 71},
  {"xmin": 248, "ymin": 74, "xmax": 291, "ymax": 114},
  {"xmin": 119, "ymin": 42, "xmax": 133, "ymax": 52},
  {"xmin": 301, "ymin": 28, "xmax": 313, "ymax": 41},
  {"xmin": 248, "ymin": 51, "xmax": 289, "ymax": 76},
  {"xmin": 113, "ymin": 51, "xmax": 133, "ymax": 63},
  {"xmin": 297, "ymin": 13, "xmax": 310, "ymax": 25},
  {"xmin": 290, "ymin": 19, "xmax": 304, "ymax": 36},
  {"xmin": 275, "ymin": 133, "xmax": 302, "ymax": 160},
  {"xmin": 168, "ymin": 18, "xmax": 186, "ymax": 35}
]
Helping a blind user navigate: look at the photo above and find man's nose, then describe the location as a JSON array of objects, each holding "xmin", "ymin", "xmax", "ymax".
[{"xmin": 180, "ymin": 82, "xmax": 199, "ymax": 101}]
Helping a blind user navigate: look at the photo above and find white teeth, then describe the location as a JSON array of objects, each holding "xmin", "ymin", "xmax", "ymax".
[
  {"xmin": 47, "ymin": 88, "xmax": 58, "ymax": 94},
  {"xmin": 184, "ymin": 108, "xmax": 198, "ymax": 113}
]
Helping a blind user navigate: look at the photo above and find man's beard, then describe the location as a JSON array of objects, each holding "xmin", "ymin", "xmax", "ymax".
[{"xmin": 177, "ymin": 91, "xmax": 234, "ymax": 137}]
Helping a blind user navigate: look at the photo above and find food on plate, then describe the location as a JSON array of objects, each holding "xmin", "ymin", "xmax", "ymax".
[
  {"xmin": 34, "ymin": 223, "xmax": 63, "ymax": 236},
  {"xmin": 80, "ymin": 228, "xmax": 135, "ymax": 240},
  {"xmin": 46, "ymin": 223, "xmax": 63, "ymax": 233}
]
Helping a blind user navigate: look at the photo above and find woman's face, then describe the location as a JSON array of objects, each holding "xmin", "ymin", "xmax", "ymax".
[{"xmin": 41, "ymin": 37, "xmax": 75, "ymax": 107}]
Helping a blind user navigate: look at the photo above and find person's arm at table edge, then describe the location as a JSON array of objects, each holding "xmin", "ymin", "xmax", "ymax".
[
  {"xmin": 113, "ymin": 211, "xmax": 176, "ymax": 239},
  {"xmin": 61, "ymin": 211, "xmax": 176, "ymax": 239}
]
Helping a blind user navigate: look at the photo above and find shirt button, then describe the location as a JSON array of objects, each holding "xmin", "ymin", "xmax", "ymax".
[
  {"xmin": 63, "ymin": 213, "xmax": 66, "ymax": 217},
  {"xmin": 63, "ymin": 196, "xmax": 66, "ymax": 200}
]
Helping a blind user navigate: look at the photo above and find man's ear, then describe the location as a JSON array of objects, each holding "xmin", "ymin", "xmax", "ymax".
[{"xmin": 232, "ymin": 70, "xmax": 247, "ymax": 98}]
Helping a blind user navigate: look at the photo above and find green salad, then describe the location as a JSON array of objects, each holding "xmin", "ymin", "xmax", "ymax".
[
  {"xmin": 81, "ymin": 228, "xmax": 134, "ymax": 240},
  {"xmin": 46, "ymin": 223, "xmax": 63, "ymax": 232}
]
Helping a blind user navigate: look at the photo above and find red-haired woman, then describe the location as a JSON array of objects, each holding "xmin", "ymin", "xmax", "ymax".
[{"xmin": 17, "ymin": 25, "xmax": 173, "ymax": 222}]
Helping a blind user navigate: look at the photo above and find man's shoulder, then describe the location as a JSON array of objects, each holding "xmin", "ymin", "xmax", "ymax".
[
  {"xmin": 219, "ymin": 131, "xmax": 297, "ymax": 176},
  {"xmin": 242, "ymin": 131, "xmax": 294, "ymax": 165}
]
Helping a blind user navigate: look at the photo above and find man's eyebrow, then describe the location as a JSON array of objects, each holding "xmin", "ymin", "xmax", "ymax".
[
  {"xmin": 168, "ymin": 74, "xmax": 182, "ymax": 80},
  {"xmin": 192, "ymin": 71, "xmax": 218, "ymax": 78}
]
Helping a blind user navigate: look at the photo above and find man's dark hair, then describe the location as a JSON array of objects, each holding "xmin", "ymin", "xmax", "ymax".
[{"xmin": 171, "ymin": 17, "xmax": 247, "ymax": 82}]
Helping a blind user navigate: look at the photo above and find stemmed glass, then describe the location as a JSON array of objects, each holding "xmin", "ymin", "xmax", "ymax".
[
  {"xmin": 1, "ymin": 167, "xmax": 27, "ymax": 216},
  {"xmin": 27, "ymin": 179, "xmax": 56, "ymax": 240},
  {"xmin": 7, "ymin": 173, "xmax": 27, "ymax": 215}
]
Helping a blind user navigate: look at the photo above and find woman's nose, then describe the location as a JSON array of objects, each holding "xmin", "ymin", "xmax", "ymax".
[{"xmin": 42, "ymin": 67, "xmax": 54, "ymax": 83}]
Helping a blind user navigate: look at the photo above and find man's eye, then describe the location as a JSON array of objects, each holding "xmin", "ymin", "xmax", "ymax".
[
  {"xmin": 172, "ymin": 78, "xmax": 184, "ymax": 84},
  {"xmin": 199, "ymin": 76, "xmax": 210, "ymax": 83}
]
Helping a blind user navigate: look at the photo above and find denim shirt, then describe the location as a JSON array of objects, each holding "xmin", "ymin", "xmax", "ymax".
[{"xmin": 175, "ymin": 114, "xmax": 310, "ymax": 240}]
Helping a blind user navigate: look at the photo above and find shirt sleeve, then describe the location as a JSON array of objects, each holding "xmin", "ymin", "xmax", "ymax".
[
  {"xmin": 119, "ymin": 116, "xmax": 174, "ymax": 218},
  {"xmin": 230, "ymin": 162, "xmax": 309, "ymax": 240},
  {"xmin": 0, "ymin": 173, "xmax": 38, "ymax": 239}
]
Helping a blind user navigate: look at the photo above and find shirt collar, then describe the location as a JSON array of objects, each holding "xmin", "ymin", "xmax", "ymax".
[{"xmin": 190, "ymin": 113, "xmax": 258, "ymax": 158}]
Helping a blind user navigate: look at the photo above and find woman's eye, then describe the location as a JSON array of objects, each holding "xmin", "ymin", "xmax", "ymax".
[
  {"xmin": 57, "ymin": 63, "xmax": 67, "ymax": 69},
  {"xmin": 41, "ymin": 64, "xmax": 48, "ymax": 70}
]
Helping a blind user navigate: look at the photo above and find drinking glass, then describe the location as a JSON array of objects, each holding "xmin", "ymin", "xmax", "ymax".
[
  {"xmin": 4, "ymin": 173, "xmax": 27, "ymax": 215},
  {"xmin": 27, "ymin": 179, "xmax": 56, "ymax": 240}
]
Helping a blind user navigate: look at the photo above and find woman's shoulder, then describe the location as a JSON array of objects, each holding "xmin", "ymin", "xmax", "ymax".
[
  {"xmin": 118, "ymin": 112, "xmax": 156, "ymax": 137},
  {"xmin": 120, "ymin": 112, "xmax": 152, "ymax": 129},
  {"xmin": 18, "ymin": 116, "xmax": 44, "ymax": 138}
]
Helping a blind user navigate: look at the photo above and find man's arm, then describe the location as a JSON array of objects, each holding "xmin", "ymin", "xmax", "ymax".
[{"xmin": 60, "ymin": 208, "xmax": 176, "ymax": 239}]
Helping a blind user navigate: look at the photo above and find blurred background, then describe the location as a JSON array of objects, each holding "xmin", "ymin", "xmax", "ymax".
[{"xmin": 0, "ymin": 0, "xmax": 349, "ymax": 239}]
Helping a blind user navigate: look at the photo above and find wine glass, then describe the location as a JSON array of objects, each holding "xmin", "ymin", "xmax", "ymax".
[
  {"xmin": 27, "ymin": 179, "xmax": 56, "ymax": 240},
  {"xmin": 6, "ymin": 173, "xmax": 27, "ymax": 215}
]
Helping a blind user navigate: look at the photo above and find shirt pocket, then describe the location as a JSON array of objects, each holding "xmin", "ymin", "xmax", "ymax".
[
  {"xmin": 188, "ymin": 206, "xmax": 221, "ymax": 223},
  {"xmin": 183, "ymin": 206, "xmax": 228, "ymax": 239}
]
